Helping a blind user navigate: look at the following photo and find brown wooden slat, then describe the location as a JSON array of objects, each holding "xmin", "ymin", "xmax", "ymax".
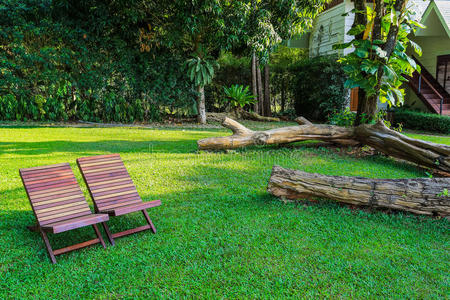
[
  {"xmin": 90, "ymin": 183, "xmax": 134, "ymax": 193},
  {"xmin": 19, "ymin": 163, "xmax": 69, "ymax": 174},
  {"xmin": 36, "ymin": 203, "xmax": 89, "ymax": 218},
  {"xmin": 21, "ymin": 169, "xmax": 73, "ymax": 180},
  {"xmin": 32, "ymin": 193, "xmax": 85, "ymax": 205},
  {"xmin": 79, "ymin": 159, "xmax": 123, "ymax": 168},
  {"xmin": 34, "ymin": 197, "xmax": 88, "ymax": 210},
  {"xmin": 29, "ymin": 186, "xmax": 80, "ymax": 197},
  {"xmin": 30, "ymin": 189, "xmax": 83, "ymax": 202},
  {"xmin": 84, "ymin": 172, "xmax": 130, "ymax": 184},
  {"xmin": 26, "ymin": 178, "xmax": 77, "ymax": 190},
  {"xmin": 94, "ymin": 192, "xmax": 140, "ymax": 204},
  {"xmin": 42, "ymin": 214, "xmax": 109, "ymax": 234},
  {"xmin": 88, "ymin": 178, "xmax": 132, "ymax": 187},
  {"xmin": 99, "ymin": 199, "xmax": 142, "ymax": 211},
  {"xmin": 82, "ymin": 166, "xmax": 126, "ymax": 176},
  {"xmin": 39, "ymin": 207, "xmax": 91, "ymax": 222},
  {"xmin": 111, "ymin": 225, "xmax": 151, "ymax": 238},
  {"xmin": 53, "ymin": 238, "xmax": 100, "ymax": 255},
  {"xmin": 109, "ymin": 200, "xmax": 162, "ymax": 216},
  {"xmin": 92, "ymin": 186, "xmax": 137, "ymax": 197},
  {"xmin": 79, "ymin": 161, "xmax": 124, "ymax": 171},
  {"xmin": 39, "ymin": 211, "xmax": 92, "ymax": 226},
  {"xmin": 95, "ymin": 189, "xmax": 139, "ymax": 200},
  {"xmin": 23, "ymin": 174, "xmax": 75, "ymax": 186},
  {"xmin": 26, "ymin": 179, "xmax": 77, "ymax": 192},
  {"xmin": 83, "ymin": 170, "xmax": 129, "ymax": 180},
  {"xmin": 77, "ymin": 154, "xmax": 120, "ymax": 162}
]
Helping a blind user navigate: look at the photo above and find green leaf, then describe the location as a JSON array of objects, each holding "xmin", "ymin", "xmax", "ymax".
[
  {"xmin": 347, "ymin": 25, "xmax": 366, "ymax": 36},
  {"xmin": 409, "ymin": 40, "xmax": 422, "ymax": 56}
]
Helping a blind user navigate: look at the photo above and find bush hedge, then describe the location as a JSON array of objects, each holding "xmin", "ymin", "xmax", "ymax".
[
  {"xmin": 393, "ymin": 109, "xmax": 450, "ymax": 134},
  {"xmin": 0, "ymin": 1, "xmax": 195, "ymax": 122}
]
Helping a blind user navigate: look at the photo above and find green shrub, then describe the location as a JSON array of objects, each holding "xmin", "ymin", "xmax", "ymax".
[
  {"xmin": 291, "ymin": 56, "xmax": 347, "ymax": 121},
  {"xmin": 393, "ymin": 109, "xmax": 450, "ymax": 134},
  {"xmin": 328, "ymin": 108, "xmax": 356, "ymax": 126},
  {"xmin": 0, "ymin": 0, "xmax": 195, "ymax": 122}
]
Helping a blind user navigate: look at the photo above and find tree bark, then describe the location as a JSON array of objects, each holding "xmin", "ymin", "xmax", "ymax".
[
  {"xmin": 264, "ymin": 63, "xmax": 271, "ymax": 117},
  {"xmin": 251, "ymin": 52, "xmax": 259, "ymax": 113},
  {"xmin": 197, "ymin": 85, "xmax": 206, "ymax": 124},
  {"xmin": 197, "ymin": 117, "xmax": 450, "ymax": 174},
  {"xmin": 241, "ymin": 111, "xmax": 280, "ymax": 122},
  {"xmin": 267, "ymin": 165, "xmax": 450, "ymax": 217},
  {"xmin": 281, "ymin": 76, "xmax": 286, "ymax": 113},
  {"xmin": 256, "ymin": 58, "xmax": 264, "ymax": 115}
]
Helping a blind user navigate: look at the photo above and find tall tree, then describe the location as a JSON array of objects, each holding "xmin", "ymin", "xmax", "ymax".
[
  {"xmin": 334, "ymin": 0, "xmax": 423, "ymax": 124},
  {"xmin": 263, "ymin": 63, "xmax": 271, "ymax": 117},
  {"xmin": 149, "ymin": 0, "xmax": 328, "ymax": 123}
]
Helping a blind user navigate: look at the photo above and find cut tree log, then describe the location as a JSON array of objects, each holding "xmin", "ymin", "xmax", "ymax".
[
  {"xmin": 267, "ymin": 165, "xmax": 450, "ymax": 217},
  {"xmin": 197, "ymin": 117, "xmax": 450, "ymax": 174}
]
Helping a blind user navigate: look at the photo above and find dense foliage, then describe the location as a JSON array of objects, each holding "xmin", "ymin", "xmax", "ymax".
[
  {"xmin": 0, "ymin": 0, "xmax": 329, "ymax": 123},
  {"xmin": 393, "ymin": 109, "xmax": 450, "ymax": 134},
  {"xmin": 0, "ymin": 1, "xmax": 195, "ymax": 122},
  {"xmin": 333, "ymin": 0, "xmax": 423, "ymax": 124},
  {"xmin": 292, "ymin": 56, "xmax": 347, "ymax": 121}
]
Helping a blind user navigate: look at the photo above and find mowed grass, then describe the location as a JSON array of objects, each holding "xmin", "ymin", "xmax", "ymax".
[{"xmin": 0, "ymin": 123, "xmax": 449, "ymax": 298}]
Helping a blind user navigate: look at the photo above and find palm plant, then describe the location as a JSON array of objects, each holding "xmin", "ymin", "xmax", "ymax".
[{"xmin": 223, "ymin": 85, "xmax": 256, "ymax": 118}]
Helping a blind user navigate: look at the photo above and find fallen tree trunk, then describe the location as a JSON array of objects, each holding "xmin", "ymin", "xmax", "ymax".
[
  {"xmin": 241, "ymin": 111, "xmax": 280, "ymax": 122},
  {"xmin": 197, "ymin": 117, "xmax": 450, "ymax": 173},
  {"xmin": 267, "ymin": 165, "xmax": 450, "ymax": 217}
]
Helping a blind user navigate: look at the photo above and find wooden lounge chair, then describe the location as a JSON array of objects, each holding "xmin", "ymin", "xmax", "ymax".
[
  {"xmin": 77, "ymin": 154, "xmax": 161, "ymax": 245},
  {"xmin": 19, "ymin": 163, "xmax": 109, "ymax": 264}
]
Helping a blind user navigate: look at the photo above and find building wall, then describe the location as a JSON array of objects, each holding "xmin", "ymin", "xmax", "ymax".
[
  {"xmin": 309, "ymin": 3, "xmax": 347, "ymax": 57},
  {"xmin": 412, "ymin": 36, "xmax": 450, "ymax": 76}
]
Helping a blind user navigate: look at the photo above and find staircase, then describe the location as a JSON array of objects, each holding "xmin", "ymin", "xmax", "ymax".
[{"xmin": 407, "ymin": 57, "xmax": 450, "ymax": 116}]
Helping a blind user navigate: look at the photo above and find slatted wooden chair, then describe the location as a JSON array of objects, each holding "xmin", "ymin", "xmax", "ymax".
[
  {"xmin": 19, "ymin": 163, "xmax": 109, "ymax": 264},
  {"xmin": 77, "ymin": 154, "xmax": 161, "ymax": 245}
]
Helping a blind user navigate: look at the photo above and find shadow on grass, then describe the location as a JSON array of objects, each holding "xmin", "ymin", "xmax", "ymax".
[{"xmin": 0, "ymin": 139, "xmax": 200, "ymax": 156}]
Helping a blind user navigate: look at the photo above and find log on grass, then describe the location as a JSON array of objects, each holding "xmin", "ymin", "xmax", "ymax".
[
  {"xmin": 241, "ymin": 111, "xmax": 281, "ymax": 122},
  {"xmin": 267, "ymin": 165, "xmax": 450, "ymax": 217},
  {"xmin": 197, "ymin": 117, "xmax": 358, "ymax": 150},
  {"xmin": 197, "ymin": 117, "xmax": 450, "ymax": 174}
]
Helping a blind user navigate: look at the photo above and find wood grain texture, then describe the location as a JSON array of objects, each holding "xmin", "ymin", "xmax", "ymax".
[
  {"xmin": 20, "ymin": 163, "xmax": 92, "ymax": 226},
  {"xmin": 197, "ymin": 117, "xmax": 450, "ymax": 174},
  {"xmin": 267, "ymin": 165, "xmax": 450, "ymax": 217},
  {"xmin": 77, "ymin": 154, "xmax": 161, "ymax": 243}
]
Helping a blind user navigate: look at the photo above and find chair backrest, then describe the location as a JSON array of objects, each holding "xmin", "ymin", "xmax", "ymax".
[
  {"xmin": 19, "ymin": 163, "xmax": 91, "ymax": 226},
  {"xmin": 77, "ymin": 154, "xmax": 142, "ymax": 212}
]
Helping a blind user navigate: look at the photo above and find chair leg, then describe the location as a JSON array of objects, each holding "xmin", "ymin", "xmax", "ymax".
[
  {"xmin": 92, "ymin": 224, "xmax": 106, "ymax": 249},
  {"xmin": 102, "ymin": 222, "xmax": 115, "ymax": 246},
  {"xmin": 27, "ymin": 223, "xmax": 39, "ymax": 232},
  {"xmin": 142, "ymin": 210, "xmax": 157, "ymax": 234},
  {"xmin": 39, "ymin": 229, "xmax": 56, "ymax": 264}
]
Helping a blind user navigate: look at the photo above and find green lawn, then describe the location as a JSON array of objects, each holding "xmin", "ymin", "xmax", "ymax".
[{"xmin": 0, "ymin": 124, "xmax": 449, "ymax": 298}]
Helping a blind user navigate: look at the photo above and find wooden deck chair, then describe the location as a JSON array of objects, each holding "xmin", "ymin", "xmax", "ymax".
[
  {"xmin": 77, "ymin": 154, "xmax": 161, "ymax": 245},
  {"xmin": 19, "ymin": 163, "xmax": 109, "ymax": 264}
]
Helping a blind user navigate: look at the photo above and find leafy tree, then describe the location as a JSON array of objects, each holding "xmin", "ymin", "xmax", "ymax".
[
  {"xmin": 150, "ymin": 0, "xmax": 328, "ymax": 124},
  {"xmin": 333, "ymin": 0, "xmax": 424, "ymax": 125}
]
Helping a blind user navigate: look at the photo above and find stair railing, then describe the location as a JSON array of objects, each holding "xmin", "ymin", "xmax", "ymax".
[{"xmin": 417, "ymin": 72, "xmax": 444, "ymax": 115}]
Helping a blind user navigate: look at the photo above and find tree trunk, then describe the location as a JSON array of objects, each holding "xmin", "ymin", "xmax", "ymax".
[
  {"xmin": 197, "ymin": 117, "xmax": 450, "ymax": 174},
  {"xmin": 355, "ymin": 93, "xmax": 378, "ymax": 125},
  {"xmin": 264, "ymin": 63, "xmax": 271, "ymax": 117},
  {"xmin": 256, "ymin": 58, "xmax": 264, "ymax": 115},
  {"xmin": 241, "ymin": 110, "xmax": 280, "ymax": 122},
  {"xmin": 267, "ymin": 166, "xmax": 450, "ymax": 217},
  {"xmin": 252, "ymin": 52, "xmax": 259, "ymax": 113},
  {"xmin": 281, "ymin": 76, "xmax": 286, "ymax": 113},
  {"xmin": 197, "ymin": 117, "xmax": 358, "ymax": 150},
  {"xmin": 197, "ymin": 85, "xmax": 206, "ymax": 124}
]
